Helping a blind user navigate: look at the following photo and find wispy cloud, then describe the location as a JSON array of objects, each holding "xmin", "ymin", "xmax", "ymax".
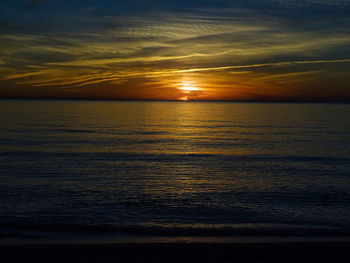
[
  {"xmin": 0, "ymin": 1, "xmax": 350, "ymax": 100},
  {"xmin": 268, "ymin": 0, "xmax": 350, "ymax": 8}
]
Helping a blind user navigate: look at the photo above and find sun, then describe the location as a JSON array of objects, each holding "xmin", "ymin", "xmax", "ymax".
[
  {"xmin": 176, "ymin": 82, "xmax": 202, "ymax": 100},
  {"xmin": 179, "ymin": 83, "xmax": 199, "ymax": 93},
  {"xmin": 180, "ymin": 86, "xmax": 198, "ymax": 92}
]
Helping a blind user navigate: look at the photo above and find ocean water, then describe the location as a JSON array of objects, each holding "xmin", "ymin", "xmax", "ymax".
[{"xmin": 0, "ymin": 100, "xmax": 350, "ymax": 241}]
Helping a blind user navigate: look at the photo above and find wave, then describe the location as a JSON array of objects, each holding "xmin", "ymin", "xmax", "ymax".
[
  {"xmin": 1, "ymin": 150, "xmax": 349, "ymax": 162},
  {"xmin": 1, "ymin": 222, "xmax": 349, "ymax": 239}
]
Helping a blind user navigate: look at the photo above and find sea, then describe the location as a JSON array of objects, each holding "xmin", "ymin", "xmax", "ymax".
[{"xmin": 0, "ymin": 100, "xmax": 349, "ymax": 243}]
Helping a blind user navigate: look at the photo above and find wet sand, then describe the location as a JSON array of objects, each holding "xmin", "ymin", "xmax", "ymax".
[{"xmin": 1, "ymin": 242, "xmax": 350, "ymax": 263}]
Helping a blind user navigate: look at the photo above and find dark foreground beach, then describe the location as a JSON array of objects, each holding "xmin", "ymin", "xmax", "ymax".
[{"xmin": 1, "ymin": 242, "xmax": 350, "ymax": 263}]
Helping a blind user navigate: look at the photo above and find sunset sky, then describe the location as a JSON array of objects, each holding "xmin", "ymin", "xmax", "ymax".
[{"xmin": 1, "ymin": 0, "xmax": 350, "ymax": 101}]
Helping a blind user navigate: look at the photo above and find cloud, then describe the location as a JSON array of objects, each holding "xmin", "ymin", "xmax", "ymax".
[
  {"xmin": 268, "ymin": 0, "xmax": 350, "ymax": 8},
  {"xmin": 19, "ymin": 0, "xmax": 47, "ymax": 10},
  {"xmin": 0, "ymin": 2, "xmax": 350, "ymax": 100}
]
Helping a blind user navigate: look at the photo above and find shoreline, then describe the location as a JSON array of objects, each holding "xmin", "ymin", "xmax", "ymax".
[
  {"xmin": 1, "ymin": 235, "xmax": 350, "ymax": 245},
  {"xmin": 1, "ymin": 241, "xmax": 350, "ymax": 263}
]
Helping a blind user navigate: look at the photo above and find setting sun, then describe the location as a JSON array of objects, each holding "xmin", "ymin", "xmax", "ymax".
[
  {"xmin": 174, "ymin": 81, "xmax": 210, "ymax": 101},
  {"xmin": 180, "ymin": 86, "xmax": 198, "ymax": 92}
]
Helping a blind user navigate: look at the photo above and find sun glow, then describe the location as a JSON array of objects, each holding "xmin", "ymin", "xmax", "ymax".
[
  {"xmin": 180, "ymin": 86, "xmax": 198, "ymax": 92},
  {"xmin": 179, "ymin": 83, "xmax": 199, "ymax": 94},
  {"xmin": 176, "ymin": 81, "xmax": 206, "ymax": 100}
]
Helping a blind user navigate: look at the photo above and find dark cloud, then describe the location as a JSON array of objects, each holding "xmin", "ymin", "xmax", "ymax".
[{"xmin": 19, "ymin": 0, "xmax": 47, "ymax": 10}]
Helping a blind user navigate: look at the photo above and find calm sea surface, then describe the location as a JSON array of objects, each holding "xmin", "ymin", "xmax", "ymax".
[{"xmin": 0, "ymin": 100, "xmax": 350, "ymax": 240}]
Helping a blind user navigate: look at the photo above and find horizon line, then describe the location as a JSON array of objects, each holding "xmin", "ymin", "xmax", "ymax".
[{"xmin": 1, "ymin": 98, "xmax": 349, "ymax": 104}]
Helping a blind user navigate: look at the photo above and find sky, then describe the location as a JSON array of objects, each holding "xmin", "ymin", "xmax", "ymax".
[{"xmin": 0, "ymin": 0, "xmax": 350, "ymax": 101}]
